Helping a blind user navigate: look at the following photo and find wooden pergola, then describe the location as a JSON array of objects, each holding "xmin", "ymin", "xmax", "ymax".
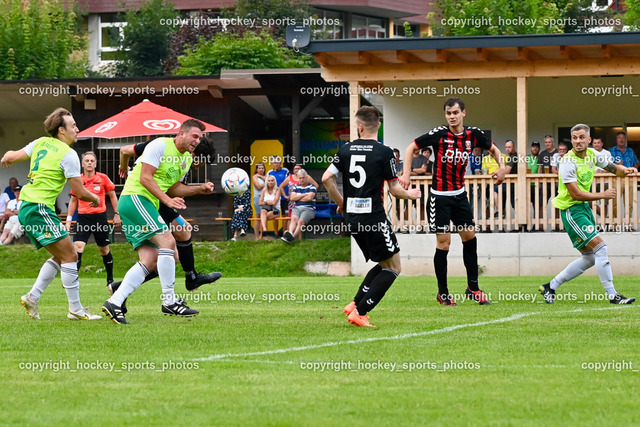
[{"xmin": 308, "ymin": 32, "xmax": 640, "ymax": 230}]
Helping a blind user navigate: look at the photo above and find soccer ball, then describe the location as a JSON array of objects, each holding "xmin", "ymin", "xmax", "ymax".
[{"xmin": 221, "ymin": 168, "xmax": 249, "ymax": 196}]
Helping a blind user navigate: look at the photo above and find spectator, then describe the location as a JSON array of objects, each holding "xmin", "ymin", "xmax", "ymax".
[
  {"xmin": 409, "ymin": 149, "xmax": 427, "ymax": 175},
  {"xmin": 503, "ymin": 140, "xmax": 518, "ymax": 211},
  {"xmin": 591, "ymin": 136, "xmax": 612, "ymax": 218},
  {"xmin": 0, "ymin": 186, "xmax": 11, "ymax": 230},
  {"xmin": 267, "ymin": 156, "xmax": 289, "ymax": 234},
  {"xmin": 609, "ymin": 131, "xmax": 639, "ymax": 168},
  {"xmin": 536, "ymin": 135, "xmax": 559, "ymax": 230},
  {"xmin": 3, "ymin": 177, "xmax": 18, "ymax": 200},
  {"xmin": 551, "ymin": 142, "xmax": 570, "ymax": 173},
  {"xmin": 258, "ymin": 175, "xmax": 281, "ymax": 240},
  {"xmin": 422, "ymin": 147, "xmax": 434, "ymax": 175},
  {"xmin": 538, "ymin": 135, "xmax": 558, "ymax": 174},
  {"xmin": 466, "ymin": 146, "xmax": 483, "ymax": 176},
  {"xmin": 231, "ymin": 188, "xmax": 251, "ymax": 241},
  {"xmin": 482, "ymin": 149, "xmax": 508, "ymax": 217},
  {"xmin": 393, "ymin": 148, "xmax": 403, "ymax": 176},
  {"xmin": 466, "ymin": 147, "xmax": 484, "ymax": 220},
  {"xmin": 608, "ymin": 131, "xmax": 638, "ymax": 226},
  {"xmin": 252, "ymin": 162, "xmax": 266, "ymax": 239},
  {"xmin": 528, "ymin": 141, "xmax": 540, "ymax": 174},
  {"xmin": 0, "ymin": 186, "xmax": 23, "ymax": 245},
  {"xmin": 282, "ymin": 169, "xmax": 316, "ymax": 243},
  {"xmin": 592, "ymin": 136, "xmax": 612, "ymax": 172},
  {"xmin": 528, "ymin": 141, "xmax": 542, "ymax": 229},
  {"xmin": 279, "ymin": 164, "xmax": 319, "ymax": 218}
]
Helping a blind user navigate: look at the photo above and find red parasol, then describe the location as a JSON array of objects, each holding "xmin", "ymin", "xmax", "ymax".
[{"xmin": 78, "ymin": 99, "xmax": 226, "ymax": 139}]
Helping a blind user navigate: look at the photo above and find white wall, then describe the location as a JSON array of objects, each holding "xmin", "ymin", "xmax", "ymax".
[{"xmin": 352, "ymin": 232, "xmax": 640, "ymax": 277}]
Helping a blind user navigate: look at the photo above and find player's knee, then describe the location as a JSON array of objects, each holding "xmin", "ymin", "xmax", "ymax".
[
  {"xmin": 172, "ymin": 227, "xmax": 190, "ymax": 241},
  {"xmin": 156, "ymin": 231, "xmax": 176, "ymax": 250},
  {"xmin": 582, "ymin": 251, "xmax": 595, "ymax": 267},
  {"xmin": 437, "ymin": 242, "xmax": 450, "ymax": 251}
]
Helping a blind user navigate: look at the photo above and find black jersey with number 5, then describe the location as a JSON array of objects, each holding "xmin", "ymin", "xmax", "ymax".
[
  {"xmin": 414, "ymin": 125, "xmax": 493, "ymax": 194},
  {"xmin": 331, "ymin": 139, "xmax": 397, "ymax": 218}
]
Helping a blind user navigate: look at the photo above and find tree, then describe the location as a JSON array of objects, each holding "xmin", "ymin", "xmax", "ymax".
[
  {"xmin": 429, "ymin": 0, "xmax": 595, "ymax": 36},
  {"xmin": 0, "ymin": 0, "xmax": 86, "ymax": 80},
  {"xmin": 115, "ymin": 0, "xmax": 178, "ymax": 77},
  {"xmin": 621, "ymin": 0, "xmax": 640, "ymax": 29},
  {"xmin": 174, "ymin": 30, "xmax": 312, "ymax": 76}
]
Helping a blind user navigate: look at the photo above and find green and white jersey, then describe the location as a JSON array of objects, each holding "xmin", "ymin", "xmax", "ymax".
[
  {"xmin": 20, "ymin": 137, "xmax": 81, "ymax": 210},
  {"xmin": 121, "ymin": 137, "xmax": 191, "ymax": 209},
  {"xmin": 553, "ymin": 148, "xmax": 609, "ymax": 210}
]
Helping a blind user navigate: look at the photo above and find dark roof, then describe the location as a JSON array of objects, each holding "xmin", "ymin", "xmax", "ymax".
[{"xmin": 309, "ymin": 31, "xmax": 640, "ymax": 53}]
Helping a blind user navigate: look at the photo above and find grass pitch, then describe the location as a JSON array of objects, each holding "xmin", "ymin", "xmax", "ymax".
[{"xmin": 2, "ymin": 275, "xmax": 639, "ymax": 425}]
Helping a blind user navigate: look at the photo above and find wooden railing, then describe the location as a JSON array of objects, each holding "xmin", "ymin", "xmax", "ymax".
[{"xmin": 385, "ymin": 174, "xmax": 639, "ymax": 232}]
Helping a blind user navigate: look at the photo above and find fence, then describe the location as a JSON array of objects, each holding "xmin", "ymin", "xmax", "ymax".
[{"xmin": 385, "ymin": 174, "xmax": 639, "ymax": 232}]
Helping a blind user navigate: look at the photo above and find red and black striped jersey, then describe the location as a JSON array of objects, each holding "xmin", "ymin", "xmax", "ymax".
[{"xmin": 414, "ymin": 126, "xmax": 493, "ymax": 195}]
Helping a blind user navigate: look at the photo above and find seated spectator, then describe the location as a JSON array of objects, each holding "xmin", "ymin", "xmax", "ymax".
[
  {"xmin": 258, "ymin": 175, "xmax": 281, "ymax": 240},
  {"xmin": 279, "ymin": 164, "xmax": 319, "ymax": 217},
  {"xmin": 0, "ymin": 190, "xmax": 9, "ymax": 230},
  {"xmin": 231, "ymin": 187, "xmax": 251, "ymax": 241},
  {"xmin": 0, "ymin": 186, "xmax": 23, "ymax": 245},
  {"xmin": 3, "ymin": 177, "xmax": 18, "ymax": 200},
  {"xmin": 252, "ymin": 162, "xmax": 266, "ymax": 239},
  {"xmin": 267, "ymin": 156, "xmax": 289, "ymax": 233},
  {"xmin": 282, "ymin": 169, "xmax": 316, "ymax": 243}
]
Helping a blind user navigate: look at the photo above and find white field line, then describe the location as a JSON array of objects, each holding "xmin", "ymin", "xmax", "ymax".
[{"xmin": 194, "ymin": 305, "xmax": 637, "ymax": 362}]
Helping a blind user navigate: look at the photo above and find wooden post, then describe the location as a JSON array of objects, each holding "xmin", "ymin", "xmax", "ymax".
[
  {"xmin": 516, "ymin": 77, "xmax": 528, "ymax": 230},
  {"xmin": 349, "ymin": 81, "xmax": 360, "ymax": 141}
]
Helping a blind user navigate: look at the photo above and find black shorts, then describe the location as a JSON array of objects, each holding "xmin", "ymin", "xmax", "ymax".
[
  {"xmin": 159, "ymin": 202, "xmax": 180, "ymax": 225},
  {"xmin": 74, "ymin": 212, "xmax": 111, "ymax": 246},
  {"xmin": 350, "ymin": 215, "xmax": 400, "ymax": 263},
  {"xmin": 427, "ymin": 191, "xmax": 475, "ymax": 234}
]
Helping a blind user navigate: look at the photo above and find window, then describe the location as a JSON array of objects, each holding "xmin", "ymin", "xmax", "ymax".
[
  {"xmin": 351, "ymin": 15, "xmax": 387, "ymax": 39},
  {"xmin": 99, "ymin": 15, "xmax": 127, "ymax": 63},
  {"xmin": 312, "ymin": 9, "xmax": 344, "ymax": 40}
]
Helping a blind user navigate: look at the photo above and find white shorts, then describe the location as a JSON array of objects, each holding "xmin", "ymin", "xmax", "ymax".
[{"xmin": 4, "ymin": 219, "xmax": 24, "ymax": 238}]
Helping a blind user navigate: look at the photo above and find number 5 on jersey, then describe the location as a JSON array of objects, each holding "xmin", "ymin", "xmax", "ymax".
[{"xmin": 349, "ymin": 155, "xmax": 366, "ymax": 188}]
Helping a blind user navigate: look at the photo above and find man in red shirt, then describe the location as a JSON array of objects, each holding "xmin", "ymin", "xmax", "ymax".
[
  {"xmin": 400, "ymin": 97, "xmax": 506, "ymax": 306},
  {"xmin": 66, "ymin": 151, "xmax": 121, "ymax": 285}
]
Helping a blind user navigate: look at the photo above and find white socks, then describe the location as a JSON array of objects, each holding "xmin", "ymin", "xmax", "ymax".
[
  {"xmin": 29, "ymin": 258, "xmax": 60, "ymax": 301},
  {"xmin": 109, "ymin": 262, "xmax": 149, "ymax": 307},
  {"xmin": 593, "ymin": 242, "xmax": 616, "ymax": 297},
  {"xmin": 61, "ymin": 262, "xmax": 83, "ymax": 312},
  {"xmin": 158, "ymin": 249, "xmax": 176, "ymax": 306},
  {"xmin": 550, "ymin": 251, "xmax": 594, "ymax": 290},
  {"xmin": 550, "ymin": 243, "xmax": 617, "ymax": 298}
]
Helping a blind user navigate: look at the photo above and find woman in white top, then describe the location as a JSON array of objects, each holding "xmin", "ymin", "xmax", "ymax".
[
  {"xmin": 258, "ymin": 175, "xmax": 281, "ymax": 240},
  {"xmin": 252, "ymin": 163, "xmax": 266, "ymax": 239}
]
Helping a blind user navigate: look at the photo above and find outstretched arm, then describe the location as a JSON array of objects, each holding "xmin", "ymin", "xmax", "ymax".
[{"xmin": 1, "ymin": 149, "xmax": 29, "ymax": 167}]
